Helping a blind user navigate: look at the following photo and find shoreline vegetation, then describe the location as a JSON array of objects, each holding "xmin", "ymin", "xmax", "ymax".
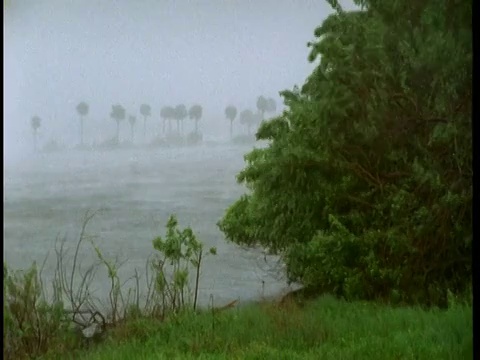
[
  {"xmin": 5, "ymin": 0, "xmax": 472, "ymax": 358},
  {"xmin": 3, "ymin": 212, "xmax": 473, "ymax": 360},
  {"xmin": 39, "ymin": 134, "xmax": 258, "ymax": 154}
]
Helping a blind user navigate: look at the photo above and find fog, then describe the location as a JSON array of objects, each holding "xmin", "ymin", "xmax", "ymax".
[
  {"xmin": 3, "ymin": 0, "xmax": 358, "ymax": 160},
  {"xmin": 4, "ymin": 0, "xmax": 355, "ymax": 305}
]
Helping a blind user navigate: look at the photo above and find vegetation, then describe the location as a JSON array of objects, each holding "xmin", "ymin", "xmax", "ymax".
[
  {"xmin": 48, "ymin": 295, "xmax": 472, "ymax": 360},
  {"xmin": 218, "ymin": 0, "xmax": 472, "ymax": 308},
  {"xmin": 30, "ymin": 115, "xmax": 41, "ymax": 151},
  {"xmin": 140, "ymin": 104, "xmax": 151, "ymax": 141},
  {"xmin": 174, "ymin": 104, "xmax": 188, "ymax": 134},
  {"xmin": 188, "ymin": 104, "xmax": 203, "ymax": 134},
  {"xmin": 76, "ymin": 101, "xmax": 89, "ymax": 147},
  {"xmin": 12, "ymin": 0, "xmax": 472, "ymax": 357},
  {"xmin": 225, "ymin": 105, "xmax": 237, "ymax": 139},
  {"xmin": 3, "ymin": 212, "xmax": 216, "ymax": 360},
  {"xmin": 128, "ymin": 115, "xmax": 137, "ymax": 142},
  {"xmin": 110, "ymin": 104, "xmax": 126, "ymax": 143},
  {"xmin": 239, "ymin": 109, "xmax": 254, "ymax": 136}
]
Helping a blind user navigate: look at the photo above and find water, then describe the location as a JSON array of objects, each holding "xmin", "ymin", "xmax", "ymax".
[{"xmin": 4, "ymin": 143, "xmax": 292, "ymax": 308}]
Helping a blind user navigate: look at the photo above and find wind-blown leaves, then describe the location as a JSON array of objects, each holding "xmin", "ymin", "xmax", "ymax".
[{"xmin": 219, "ymin": 0, "xmax": 471, "ymax": 307}]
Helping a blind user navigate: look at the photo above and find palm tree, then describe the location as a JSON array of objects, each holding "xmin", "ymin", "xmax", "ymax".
[
  {"xmin": 267, "ymin": 98, "xmax": 277, "ymax": 115},
  {"xmin": 160, "ymin": 106, "xmax": 169, "ymax": 134},
  {"xmin": 30, "ymin": 115, "xmax": 41, "ymax": 151},
  {"xmin": 174, "ymin": 104, "xmax": 187, "ymax": 134},
  {"xmin": 239, "ymin": 109, "xmax": 254, "ymax": 136},
  {"xmin": 128, "ymin": 115, "xmax": 137, "ymax": 142},
  {"xmin": 256, "ymin": 96, "xmax": 268, "ymax": 120},
  {"xmin": 140, "ymin": 104, "xmax": 151, "ymax": 140},
  {"xmin": 76, "ymin": 101, "xmax": 89, "ymax": 146},
  {"xmin": 188, "ymin": 105, "xmax": 203, "ymax": 134},
  {"xmin": 110, "ymin": 104, "xmax": 126, "ymax": 143},
  {"xmin": 225, "ymin": 105, "xmax": 237, "ymax": 139},
  {"xmin": 163, "ymin": 106, "xmax": 175, "ymax": 133}
]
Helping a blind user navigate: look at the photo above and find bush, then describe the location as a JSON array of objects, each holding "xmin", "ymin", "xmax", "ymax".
[
  {"xmin": 3, "ymin": 212, "xmax": 215, "ymax": 359},
  {"xmin": 218, "ymin": 0, "xmax": 472, "ymax": 307}
]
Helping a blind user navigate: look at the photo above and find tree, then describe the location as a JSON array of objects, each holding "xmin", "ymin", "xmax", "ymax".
[
  {"xmin": 267, "ymin": 98, "xmax": 277, "ymax": 115},
  {"xmin": 30, "ymin": 115, "xmax": 41, "ymax": 152},
  {"xmin": 163, "ymin": 106, "xmax": 175, "ymax": 133},
  {"xmin": 225, "ymin": 105, "xmax": 237, "ymax": 139},
  {"xmin": 76, "ymin": 101, "xmax": 89, "ymax": 146},
  {"xmin": 218, "ymin": 0, "xmax": 472, "ymax": 307},
  {"xmin": 128, "ymin": 115, "xmax": 136, "ymax": 142},
  {"xmin": 140, "ymin": 104, "xmax": 151, "ymax": 140},
  {"xmin": 110, "ymin": 104, "xmax": 126, "ymax": 142},
  {"xmin": 174, "ymin": 104, "xmax": 187, "ymax": 134},
  {"xmin": 188, "ymin": 104, "xmax": 203, "ymax": 134},
  {"xmin": 160, "ymin": 106, "xmax": 169, "ymax": 134},
  {"xmin": 239, "ymin": 109, "xmax": 254, "ymax": 136},
  {"xmin": 256, "ymin": 96, "xmax": 268, "ymax": 120}
]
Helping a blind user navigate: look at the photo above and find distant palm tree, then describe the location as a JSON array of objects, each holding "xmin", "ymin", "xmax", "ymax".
[
  {"xmin": 256, "ymin": 96, "xmax": 268, "ymax": 120},
  {"xmin": 188, "ymin": 105, "xmax": 203, "ymax": 134},
  {"xmin": 110, "ymin": 104, "xmax": 126, "ymax": 142},
  {"xmin": 128, "ymin": 115, "xmax": 137, "ymax": 142},
  {"xmin": 239, "ymin": 109, "xmax": 254, "ymax": 135},
  {"xmin": 174, "ymin": 104, "xmax": 187, "ymax": 134},
  {"xmin": 160, "ymin": 106, "xmax": 169, "ymax": 134},
  {"xmin": 140, "ymin": 104, "xmax": 151, "ymax": 140},
  {"xmin": 76, "ymin": 101, "xmax": 89, "ymax": 146},
  {"xmin": 31, "ymin": 115, "xmax": 41, "ymax": 151},
  {"xmin": 267, "ymin": 98, "xmax": 277, "ymax": 115},
  {"xmin": 163, "ymin": 106, "xmax": 175, "ymax": 133},
  {"xmin": 225, "ymin": 105, "xmax": 237, "ymax": 139}
]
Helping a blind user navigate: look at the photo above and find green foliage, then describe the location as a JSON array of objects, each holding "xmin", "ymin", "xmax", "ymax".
[
  {"xmin": 150, "ymin": 214, "xmax": 216, "ymax": 315},
  {"xmin": 54, "ymin": 295, "xmax": 472, "ymax": 360},
  {"xmin": 218, "ymin": 0, "xmax": 472, "ymax": 307},
  {"xmin": 4, "ymin": 263, "xmax": 73, "ymax": 360},
  {"xmin": 4, "ymin": 212, "xmax": 216, "ymax": 359}
]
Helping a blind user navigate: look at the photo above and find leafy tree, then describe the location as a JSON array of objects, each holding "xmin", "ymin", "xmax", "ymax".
[
  {"xmin": 140, "ymin": 104, "xmax": 151, "ymax": 140},
  {"xmin": 256, "ymin": 96, "xmax": 268, "ymax": 120},
  {"xmin": 225, "ymin": 105, "xmax": 237, "ymax": 139},
  {"xmin": 219, "ymin": 0, "xmax": 471, "ymax": 307},
  {"xmin": 110, "ymin": 104, "xmax": 126, "ymax": 142},
  {"xmin": 30, "ymin": 115, "xmax": 41, "ymax": 151},
  {"xmin": 128, "ymin": 115, "xmax": 136, "ymax": 142},
  {"xmin": 174, "ymin": 104, "xmax": 187, "ymax": 134},
  {"xmin": 239, "ymin": 109, "xmax": 255, "ymax": 136},
  {"xmin": 76, "ymin": 101, "xmax": 89, "ymax": 146},
  {"xmin": 188, "ymin": 105, "xmax": 203, "ymax": 134}
]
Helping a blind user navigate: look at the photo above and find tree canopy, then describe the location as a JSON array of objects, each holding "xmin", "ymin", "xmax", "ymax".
[
  {"xmin": 189, "ymin": 105, "xmax": 203, "ymax": 121},
  {"xmin": 76, "ymin": 102, "xmax": 89, "ymax": 117},
  {"xmin": 140, "ymin": 104, "xmax": 151, "ymax": 118},
  {"xmin": 225, "ymin": 106, "xmax": 237, "ymax": 122},
  {"xmin": 218, "ymin": 0, "xmax": 472, "ymax": 307}
]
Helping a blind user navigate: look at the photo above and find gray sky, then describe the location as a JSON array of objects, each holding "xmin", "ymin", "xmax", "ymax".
[{"xmin": 4, "ymin": 0, "xmax": 354, "ymax": 158}]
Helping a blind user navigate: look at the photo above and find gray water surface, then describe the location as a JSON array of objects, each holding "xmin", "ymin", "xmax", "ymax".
[{"xmin": 4, "ymin": 143, "xmax": 292, "ymax": 308}]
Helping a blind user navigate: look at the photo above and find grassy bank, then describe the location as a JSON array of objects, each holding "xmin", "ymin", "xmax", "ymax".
[{"xmin": 41, "ymin": 294, "xmax": 472, "ymax": 360}]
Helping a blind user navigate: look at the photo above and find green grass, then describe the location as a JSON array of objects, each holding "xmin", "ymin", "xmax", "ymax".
[{"xmin": 43, "ymin": 295, "xmax": 472, "ymax": 360}]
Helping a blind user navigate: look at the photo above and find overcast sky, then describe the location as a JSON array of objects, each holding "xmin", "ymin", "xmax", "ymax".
[{"xmin": 4, "ymin": 0, "xmax": 355, "ymax": 158}]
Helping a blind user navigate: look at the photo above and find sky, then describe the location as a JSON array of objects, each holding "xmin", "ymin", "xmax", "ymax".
[{"xmin": 4, "ymin": 0, "xmax": 356, "ymax": 159}]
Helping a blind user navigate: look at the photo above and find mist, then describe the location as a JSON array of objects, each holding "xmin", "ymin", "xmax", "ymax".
[
  {"xmin": 4, "ymin": 0, "xmax": 356, "ymax": 304},
  {"xmin": 3, "ymin": 0, "xmax": 355, "ymax": 162}
]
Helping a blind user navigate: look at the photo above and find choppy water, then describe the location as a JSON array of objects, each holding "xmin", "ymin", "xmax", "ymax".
[{"xmin": 4, "ymin": 143, "xmax": 292, "ymax": 308}]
